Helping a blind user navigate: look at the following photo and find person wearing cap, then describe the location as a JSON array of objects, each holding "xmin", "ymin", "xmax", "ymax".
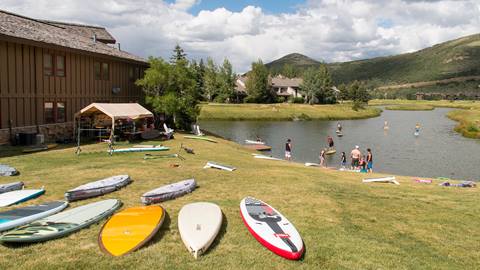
[
  {"xmin": 350, "ymin": 145, "xmax": 362, "ymax": 170},
  {"xmin": 285, "ymin": 138, "xmax": 292, "ymax": 161}
]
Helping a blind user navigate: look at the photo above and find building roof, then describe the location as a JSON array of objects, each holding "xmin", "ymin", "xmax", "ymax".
[
  {"xmin": 0, "ymin": 9, "xmax": 146, "ymax": 64},
  {"xmin": 78, "ymin": 103, "xmax": 153, "ymax": 120},
  {"xmin": 271, "ymin": 76, "xmax": 303, "ymax": 88},
  {"xmin": 40, "ymin": 20, "xmax": 116, "ymax": 44},
  {"xmin": 235, "ymin": 75, "xmax": 247, "ymax": 93}
]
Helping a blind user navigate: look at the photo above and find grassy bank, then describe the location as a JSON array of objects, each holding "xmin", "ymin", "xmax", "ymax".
[
  {"xmin": 0, "ymin": 136, "xmax": 479, "ymax": 269},
  {"xmin": 385, "ymin": 104, "xmax": 434, "ymax": 111},
  {"xmin": 199, "ymin": 103, "xmax": 381, "ymax": 121},
  {"xmin": 447, "ymin": 110, "xmax": 480, "ymax": 139}
]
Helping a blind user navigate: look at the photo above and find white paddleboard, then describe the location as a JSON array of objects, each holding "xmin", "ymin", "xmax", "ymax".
[
  {"xmin": 305, "ymin": 162, "xmax": 320, "ymax": 167},
  {"xmin": 178, "ymin": 202, "xmax": 222, "ymax": 259},
  {"xmin": 245, "ymin": 140, "xmax": 265, "ymax": 145},
  {"xmin": 204, "ymin": 162, "xmax": 236, "ymax": 171},
  {"xmin": 240, "ymin": 197, "xmax": 304, "ymax": 260},
  {"xmin": 363, "ymin": 176, "xmax": 399, "ymax": 185},
  {"xmin": 0, "ymin": 201, "xmax": 68, "ymax": 231},
  {"xmin": 252, "ymin": 154, "xmax": 283, "ymax": 161},
  {"xmin": 0, "ymin": 189, "xmax": 45, "ymax": 207}
]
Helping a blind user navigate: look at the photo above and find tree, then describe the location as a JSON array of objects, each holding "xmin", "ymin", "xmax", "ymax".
[
  {"xmin": 245, "ymin": 59, "xmax": 275, "ymax": 103},
  {"xmin": 300, "ymin": 64, "xmax": 336, "ymax": 104},
  {"xmin": 348, "ymin": 81, "xmax": 371, "ymax": 110},
  {"xmin": 191, "ymin": 59, "xmax": 205, "ymax": 101},
  {"xmin": 338, "ymin": 83, "xmax": 349, "ymax": 102},
  {"xmin": 170, "ymin": 44, "xmax": 187, "ymax": 64},
  {"xmin": 282, "ymin": 64, "xmax": 297, "ymax": 78},
  {"xmin": 203, "ymin": 58, "xmax": 219, "ymax": 101},
  {"xmin": 215, "ymin": 59, "xmax": 236, "ymax": 103}
]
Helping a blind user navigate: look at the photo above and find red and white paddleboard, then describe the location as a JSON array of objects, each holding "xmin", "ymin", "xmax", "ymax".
[{"xmin": 240, "ymin": 197, "xmax": 304, "ymax": 260}]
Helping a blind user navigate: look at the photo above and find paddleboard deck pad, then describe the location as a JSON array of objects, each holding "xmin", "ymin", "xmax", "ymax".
[
  {"xmin": 0, "ymin": 201, "xmax": 68, "ymax": 232},
  {"xmin": 0, "ymin": 199, "xmax": 121, "ymax": 243},
  {"xmin": 240, "ymin": 197, "xmax": 304, "ymax": 260},
  {"xmin": 204, "ymin": 162, "xmax": 236, "ymax": 171},
  {"xmin": 65, "ymin": 175, "xmax": 131, "ymax": 202},
  {"xmin": 99, "ymin": 205, "xmax": 165, "ymax": 256},
  {"xmin": 0, "ymin": 182, "xmax": 24, "ymax": 194},
  {"xmin": 0, "ymin": 165, "xmax": 19, "ymax": 177},
  {"xmin": 141, "ymin": 179, "xmax": 196, "ymax": 204}
]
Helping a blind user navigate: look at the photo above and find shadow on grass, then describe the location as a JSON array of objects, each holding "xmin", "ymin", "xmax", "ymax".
[
  {"xmin": 144, "ymin": 210, "xmax": 171, "ymax": 250},
  {"xmin": 202, "ymin": 211, "xmax": 228, "ymax": 257}
]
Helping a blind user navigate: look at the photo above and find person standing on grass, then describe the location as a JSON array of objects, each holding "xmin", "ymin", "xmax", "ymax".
[
  {"xmin": 319, "ymin": 149, "xmax": 326, "ymax": 167},
  {"xmin": 351, "ymin": 145, "xmax": 361, "ymax": 170},
  {"xmin": 285, "ymin": 138, "xmax": 292, "ymax": 161},
  {"xmin": 341, "ymin": 152, "xmax": 347, "ymax": 169},
  {"xmin": 366, "ymin": 148, "xmax": 373, "ymax": 173}
]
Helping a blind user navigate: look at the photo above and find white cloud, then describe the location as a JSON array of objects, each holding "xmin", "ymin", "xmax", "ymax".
[{"xmin": 1, "ymin": 0, "xmax": 480, "ymax": 72}]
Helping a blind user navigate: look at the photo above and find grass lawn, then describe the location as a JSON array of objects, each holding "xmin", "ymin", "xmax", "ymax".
[
  {"xmin": 385, "ymin": 104, "xmax": 434, "ymax": 111},
  {"xmin": 0, "ymin": 135, "xmax": 479, "ymax": 269},
  {"xmin": 198, "ymin": 103, "xmax": 381, "ymax": 121}
]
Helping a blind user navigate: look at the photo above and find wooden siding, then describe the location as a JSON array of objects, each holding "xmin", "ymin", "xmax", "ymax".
[{"xmin": 0, "ymin": 40, "xmax": 145, "ymax": 129}]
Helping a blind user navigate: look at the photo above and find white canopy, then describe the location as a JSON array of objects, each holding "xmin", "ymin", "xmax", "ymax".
[{"xmin": 77, "ymin": 103, "xmax": 153, "ymax": 120}]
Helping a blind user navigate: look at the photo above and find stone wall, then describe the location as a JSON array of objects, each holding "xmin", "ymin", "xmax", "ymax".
[{"xmin": 0, "ymin": 122, "xmax": 74, "ymax": 145}]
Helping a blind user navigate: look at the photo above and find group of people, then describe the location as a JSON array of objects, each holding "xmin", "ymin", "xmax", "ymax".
[{"xmin": 344, "ymin": 146, "xmax": 373, "ymax": 173}]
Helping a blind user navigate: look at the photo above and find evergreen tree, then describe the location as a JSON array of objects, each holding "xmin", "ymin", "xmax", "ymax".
[
  {"xmin": 170, "ymin": 44, "xmax": 187, "ymax": 64},
  {"xmin": 338, "ymin": 83, "xmax": 349, "ymax": 102},
  {"xmin": 300, "ymin": 64, "xmax": 335, "ymax": 104},
  {"xmin": 215, "ymin": 59, "xmax": 236, "ymax": 103},
  {"xmin": 282, "ymin": 64, "xmax": 297, "ymax": 78},
  {"xmin": 191, "ymin": 60, "xmax": 205, "ymax": 101},
  {"xmin": 203, "ymin": 58, "xmax": 219, "ymax": 101},
  {"xmin": 245, "ymin": 59, "xmax": 274, "ymax": 103}
]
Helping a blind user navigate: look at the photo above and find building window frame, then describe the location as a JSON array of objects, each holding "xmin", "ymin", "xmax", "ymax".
[
  {"xmin": 55, "ymin": 55, "xmax": 66, "ymax": 77},
  {"xmin": 94, "ymin": 61, "xmax": 110, "ymax": 81},
  {"xmin": 44, "ymin": 101, "xmax": 55, "ymax": 124},
  {"xmin": 44, "ymin": 101, "xmax": 66, "ymax": 124},
  {"xmin": 43, "ymin": 54, "xmax": 53, "ymax": 76},
  {"xmin": 44, "ymin": 53, "xmax": 66, "ymax": 77}
]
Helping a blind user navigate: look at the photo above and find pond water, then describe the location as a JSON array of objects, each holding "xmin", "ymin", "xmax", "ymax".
[{"xmin": 200, "ymin": 108, "xmax": 480, "ymax": 180}]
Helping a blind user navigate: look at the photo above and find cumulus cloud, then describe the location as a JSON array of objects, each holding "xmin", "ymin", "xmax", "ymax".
[{"xmin": 1, "ymin": 0, "xmax": 479, "ymax": 72}]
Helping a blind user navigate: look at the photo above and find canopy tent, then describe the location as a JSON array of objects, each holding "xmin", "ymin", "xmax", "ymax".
[{"xmin": 74, "ymin": 103, "xmax": 154, "ymax": 154}]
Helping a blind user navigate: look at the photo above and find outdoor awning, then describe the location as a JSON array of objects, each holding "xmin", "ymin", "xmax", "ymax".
[{"xmin": 76, "ymin": 103, "xmax": 153, "ymax": 120}]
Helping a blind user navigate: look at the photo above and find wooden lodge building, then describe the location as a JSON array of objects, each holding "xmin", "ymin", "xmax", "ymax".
[{"xmin": 0, "ymin": 10, "xmax": 148, "ymax": 144}]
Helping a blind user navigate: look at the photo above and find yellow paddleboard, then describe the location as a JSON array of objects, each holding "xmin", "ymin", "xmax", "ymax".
[{"xmin": 99, "ymin": 205, "xmax": 165, "ymax": 256}]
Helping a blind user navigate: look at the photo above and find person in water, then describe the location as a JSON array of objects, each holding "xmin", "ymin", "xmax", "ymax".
[
  {"xmin": 384, "ymin": 121, "xmax": 389, "ymax": 130},
  {"xmin": 327, "ymin": 136, "xmax": 334, "ymax": 149},
  {"xmin": 341, "ymin": 152, "xmax": 347, "ymax": 169},
  {"xmin": 337, "ymin": 122, "xmax": 342, "ymax": 132},
  {"xmin": 415, "ymin": 123, "xmax": 421, "ymax": 133},
  {"xmin": 359, "ymin": 157, "xmax": 367, "ymax": 173},
  {"xmin": 366, "ymin": 148, "xmax": 373, "ymax": 173},
  {"xmin": 319, "ymin": 149, "xmax": 326, "ymax": 167},
  {"xmin": 285, "ymin": 139, "xmax": 292, "ymax": 161},
  {"xmin": 351, "ymin": 145, "xmax": 361, "ymax": 170}
]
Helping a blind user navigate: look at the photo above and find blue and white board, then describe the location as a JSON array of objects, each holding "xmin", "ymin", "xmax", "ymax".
[
  {"xmin": 0, "ymin": 188, "xmax": 45, "ymax": 207},
  {"xmin": 109, "ymin": 146, "xmax": 169, "ymax": 153},
  {"xmin": 204, "ymin": 162, "xmax": 236, "ymax": 171},
  {"xmin": 0, "ymin": 201, "xmax": 68, "ymax": 231}
]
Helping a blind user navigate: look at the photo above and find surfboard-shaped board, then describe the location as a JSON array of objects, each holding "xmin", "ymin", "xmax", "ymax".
[
  {"xmin": 65, "ymin": 175, "xmax": 131, "ymax": 202},
  {"xmin": 305, "ymin": 162, "xmax": 320, "ymax": 167},
  {"xmin": 141, "ymin": 179, "xmax": 196, "ymax": 205},
  {"xmin": 99, "ymin": 205, "xmax": 165, "ymax": 256},
  {"xmin": 245, "ymin": 140, "xmax": 265, "ymax": 145},
  {"xmin": 240, "ymin": 197, "xmax": 304, "ymax": 260},
  {"xmin": 245, "ymin": 144, "xmax": 272, "ymax": 151},
  {"xmin": 0, "ymin": 188, "xmax": 45, "ymax": 207},
  {"xmin": 325, "ymin": 149, "xmax": 336, "ymax": 155},
  {"xmin": 0, "ymin": 199, "xmax": 121, "ymax": 243},
  {"xmin": 204, "ymin": 162, "xmax": 236, "ymax": 171},
  {"xmin": 0, "ymin": 201, "xmax": 68, "ymax": 232},
  {"xmin": 110, "ymin": 146, "xmax": 169, "ymax": 153},
  {"xmin": 132, "ymin": 144, "xmax": 161, "ymax": 148},
  {"xmin": 0, "ymin": 182, "xmax": 24, "ymax": 194},
  {"xmin": 336, "ymin": 133, "xmax": 343, "ymax": 137},
  {"xmin": 184, "ymin": 136, "xmax": 218, "ymax": 143},
  {"xmin": 178, "ymin": 202, "xmax": 222, "ymax": 259},
  {"xmin": 22, "ymin": 144, "xmax": 58, "ymax": 153},
  {"xmin": 414, "ymin": 178, "xmax": 432, "ymax": 184},
  {"xmin": 252, "ymin": 154, "xmax": 283, "ymax": 161},
  {"xmin": 363, "ymin": 176, "xmax": 399, "ymax": 185},
  {"xmin": 414, "ymin": 132, "xmax": 419, "ymax": 137},
  {"xmin": 0, "ymin": 164, "xmax": 19, "ymax": 176}
]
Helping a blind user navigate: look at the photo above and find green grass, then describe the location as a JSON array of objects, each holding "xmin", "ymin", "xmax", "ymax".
[
  {"xmin": 0, "ymin": 135, "xmax": 479, "ymax": 269},
  {"xmin": 385, "ymin": 104, "xmax": 434, "ymax": 111},
  {"xmin": 447, "ymin": 110, "xmax": 480, "ymax": 139},
  {"xmin": 199, "ymin": 103, "xmax": 381, "ymax": 121}
]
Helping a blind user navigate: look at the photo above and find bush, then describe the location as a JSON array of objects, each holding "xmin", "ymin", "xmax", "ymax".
[
  {"xmin": 352, "ymin": 100, "xmax": 366, "ymax": 111},
  {"xmin": 276, "ymin": 96, "xmax": 287, "ymax": 103},
  {"xmin": 291, "ymin": 97, "xmax": 305, "ymax": 104}
]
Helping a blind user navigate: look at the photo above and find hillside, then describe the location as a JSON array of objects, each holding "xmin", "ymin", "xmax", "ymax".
[
  {"xmin": 265, "ymin": 34, "xmax": 480, "ymax": 87},
  {"xmin": 265, "ymin": 53, "xmax": 321, "ymax": 75}
]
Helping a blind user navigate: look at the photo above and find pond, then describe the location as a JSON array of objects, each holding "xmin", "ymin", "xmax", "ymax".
[{"xmin": 200, "ymin": 108, "xmax": 480, "ymax": 180}]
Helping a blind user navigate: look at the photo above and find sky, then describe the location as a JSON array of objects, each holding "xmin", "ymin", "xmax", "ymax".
[{"xmin": 1, "ymin": 0, "xmax": 480, "ymax": 72}]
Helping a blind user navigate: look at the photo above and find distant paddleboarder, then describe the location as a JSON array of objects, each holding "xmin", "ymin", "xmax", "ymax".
[
  {"xmin": 415, "ymin": 123, "xmax": 421, "ymax": 136},
  {"xmin": 337, "ymin": 122, "xmax": 342, "ymax": 132},
  {"xmin": 384, "ymin": 121, "xmax": 389, "ymax": 130},
  {"xmin": 327, "ymin": 136, "xmax": 334, "ymax": 150},
  {"xmin": 285, "ymin": 139, "xmax": 292, "ymax": 161}
]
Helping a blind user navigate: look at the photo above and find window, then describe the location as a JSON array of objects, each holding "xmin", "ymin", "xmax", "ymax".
[
  {"xmin": 55, "ymin": 56, "xmax": 65, "ymax": 77},
  {"xmin": 102, "ymin": 63, "xmax": 109, "ymax": 80},
  {"xmin": 44, "ymin": 102, "xmax": 54, "ymax": 124},
  {"xmin": 44, "ymin": 54, "xmax": 53, "ymax": 76},
  {"xmin": 57, "ymin": 102, "xmax": 66, "ymax": 122},
  {"xmin": 94, "ymin": 62, "xmax": 101, "ymax": 80}
]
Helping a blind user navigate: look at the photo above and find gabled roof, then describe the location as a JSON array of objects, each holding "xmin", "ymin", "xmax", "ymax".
[
  {"xmin": 78, "ymin": 103, "xmax": 153, "ymax": 120},
  {"xmin": 271, "ymin": 76, "xmax": 303, "ymax": 88},
  {"xmin": 0, "ymin": 9, "xmax": 146, "ymax": 64},
  {"xmin": 40, "ymin": 20, "xmax": 116, "ymax": 44}
]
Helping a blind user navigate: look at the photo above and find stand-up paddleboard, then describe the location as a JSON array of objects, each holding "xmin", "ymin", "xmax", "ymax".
[
  {"xmin": 184, "ymin": 136, "xmax": 218, "ymax": 143},
  {"xmin": 109, "ymin": 146, "xmax": 169, "ymax": 153},
  {"xmin": 252, "ymin": 154, "xmax": 284, "ymax": 161},
  {"xmin": 0, "ymin": 182, "xmax": 24, "ymax": 194},
  {"xmin": 338, "ymin": 168, "xmax": 361, "ymax": 173},
  {"xmin": 305, "ymin": 162, "xmax": 320, "ymax": 167},
  {"xmin": 325, "ymin": 149, "xmax": 336, "ymax": 155},
  {"xmin": 363, "ymin": 176, "xmax": 399, "ymax": 185},
  {"xmin": 414, "ymin": 132, "xmax": 419, "ymax": 137},
  {"xmin": 132, "ymin": 144, "xmax": 161, "ymax": 148},
  {"xmin": 245, "ymin": 144, "xmax": 272, "ymax": 151},
  {"xmin": 414, "ymin": 178, "xmax": 432, "ymax": 184},
  {"xmin": 65, "ymin": 175, "xmax": 131, "ymax": 202},
  {"xmin": 22, "ymin": 144, "xmax": 58, "ymax": 153},
  {"xmin": 99, "ymin": 205, "xmax": 165, "ymax": 256},
  {"xmin": 245, "ymin": 140, "xmax": 265, "ymax": 145},
  {"xmin": 141, "ymin": 129, "xmax": 160, "ymax": 140},
  {"xmin": 204, "ymin": 162, "xmax": 236, "ymax": 171},
  {"xmin": 0, "ymin": 199, "xmax": 121, "ymax": 243},
  {"xmin": 240, "ymin": 197, "xmax": 304, "ymax": 260},
  {"xmin": 0, "ymin": 165, "xmax": 19, "ymax": 176},
  {"xmin": 0, "ymin": 201, "xmax": 68, "ymax": 232},
  {"xmin": 337, "ymin": 132, "xmax": 343, "ymax": 137},
  {"xmin": 0, "ymin": 188, "xmax": 45, "ymax": 207},
  {"xmin": 178, "ymin": 202, "xmax": 222, "ymax": 259},
  {"xmin": 141, "ymin": 179, "xmax": 196, "ymax": 205}
]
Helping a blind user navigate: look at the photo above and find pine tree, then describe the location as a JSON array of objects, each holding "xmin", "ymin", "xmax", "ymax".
[
  {"xmin": 170, "ymin": 44, "xmax": 187, "ymax": 64},
  {"xmin": 203, "ymin": 58, "xmax": 219, "ymax": 101},
  {"xmin": 245, "ymin": 59, "xmax": 274, "ymax": 103},
  {"xmin": 216, "ymin": 59, "xmax": 236, "ymax": 103}
]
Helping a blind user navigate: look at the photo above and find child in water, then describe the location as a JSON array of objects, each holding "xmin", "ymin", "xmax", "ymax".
[
  {"xmin": 319, "ymin": 149, "xmax": 326, "ymax": 167},
  {"xmin": 341, "ymin": 152, "xmax": 347, "ymax": 169}
]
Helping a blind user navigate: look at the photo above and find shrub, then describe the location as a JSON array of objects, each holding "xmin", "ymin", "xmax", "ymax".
[
  {"xmin": 291, "ymin": 97, "xmax": 305, "ymax": 104},
  {"xmin": 352, "ymin": 100, "xmax": 366, "ymax": 111}
]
